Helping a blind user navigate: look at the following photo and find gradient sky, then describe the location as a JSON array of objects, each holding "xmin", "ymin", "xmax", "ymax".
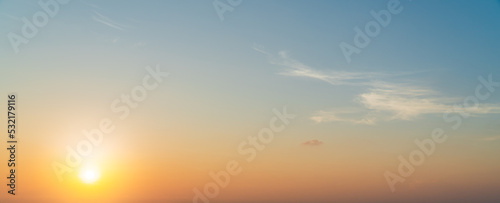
[{"xmin": 1, "ymin": 0, "xmax": 500, "ymax": 202}]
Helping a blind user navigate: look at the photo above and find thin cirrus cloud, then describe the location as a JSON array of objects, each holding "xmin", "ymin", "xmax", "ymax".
[
  {"xmin": 83, "ymin": 3, "xmax": 146, "ymax": 47},
  {"xmin": 315, "ymin": 81, "xmax": 500, "ymax": 124},
  {"xmin": 310, "ymin": 109, "xmax": 377, "ymax": 125},
  {"xmin": 254, "ymin": 45, "xmax": 500, "ymax": 125},
  {"xmin": 83, "ymin": 0, "xmax": 135, "ymax": 32},
  {"xmin": 92, "ymin": 10, "xmax": 128, "ymax": 31},
  {"xmin": 254, "ymin": 44, "xmax": 386, "ymax": 86},
  {"xmin": 357, "ymin": 81, "xmax": 452, "ymax": 120}
]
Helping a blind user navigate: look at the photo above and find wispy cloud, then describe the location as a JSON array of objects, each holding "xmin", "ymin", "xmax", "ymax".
[
  {"xmin": 255, "ymin": 46, "xmax": 500, "ymax": 125},
  {"xmin": 254, "ymin": 45, "xmax": 387, "ymax": 86},
  {"xmin": 358, "ymin": 81, "xmax": 500, "ymax": 121},
  {"xmin": 302, "ymin": 139, "xmax": 323, "ymax": 146},
  {"xmin": 92, "ymin": 10, "xmax": 127, "ymax": 31},
  {"xmin": 82, "ymin": 1, "xmax": 133, "ymax": 31},
  {"xmin": 311, "ymin": 109, "xmax": 376, "ymax": 125},
  {"xmin": 358, "ymin": 82, "xmax": 451, "ymax": 120},
  {"xmin": 82, "ymin": 3, "xmax": 142, "ymax": 45},
  {"xmin": 313, "ymin": 82, "xmax": 500, "ymax": 124}
]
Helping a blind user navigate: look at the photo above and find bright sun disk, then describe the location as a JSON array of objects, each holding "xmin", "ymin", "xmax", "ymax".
[{"xmin": 79, "ymin": 167, "xmax": 101, "ymax": 184}]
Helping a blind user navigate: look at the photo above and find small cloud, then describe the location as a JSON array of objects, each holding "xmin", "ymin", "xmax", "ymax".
[{"xmin": 302, "ymin": 139, "xmax": 323, "ymax": 146}]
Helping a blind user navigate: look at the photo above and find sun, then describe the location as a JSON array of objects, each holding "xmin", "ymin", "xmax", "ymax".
[{"xmin": 79, "ymin": 167, "xmax": 101, "ymax": 184}]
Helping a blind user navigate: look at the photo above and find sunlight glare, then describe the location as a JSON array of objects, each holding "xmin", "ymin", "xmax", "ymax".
[{"xmin": 79, "ymin": 167, "xmax": 101, "ymax": 184}]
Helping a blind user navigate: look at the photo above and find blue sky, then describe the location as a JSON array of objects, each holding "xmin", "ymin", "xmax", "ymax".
[{"xmin": 1, "ymin": 0, "xmax": 500, "ymax": 202}]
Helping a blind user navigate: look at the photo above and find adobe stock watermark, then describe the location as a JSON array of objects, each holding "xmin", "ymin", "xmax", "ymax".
[
  {"xmin": 213, "ymin": 0, "xmax": 243, "ymax": 21},
  {"xmin": 340, "ymin": 0, "xmax": 410, "ymax": 64},
  {"xmin": 51, "ymin": 64, "xmax": 169, "ymax": 182},
  {"xmin": 7, "ymin": 0, "xmax": 71, "ymax": 53},
  {"xmin": 192, "ymin": 107, "xmax": 295, "ymax": 203},
  {"xmin": 384, "ymin": 74, "xmax": 500, "ymax": 192}
]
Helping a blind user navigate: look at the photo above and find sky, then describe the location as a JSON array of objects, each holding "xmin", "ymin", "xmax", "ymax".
[{"xmin": 1, "ymin": 0, "xmax": 500, "ymax": 202}]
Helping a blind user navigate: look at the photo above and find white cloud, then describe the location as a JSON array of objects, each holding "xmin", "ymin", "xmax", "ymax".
[
  {"xmin": 256, "ymin": 47, "xmax": 500, "ymax": 125},
  {"xmin": 311, "ymin": 109, "xmax": 376, "ymax": 125},
  {"xmin": 358, "ymin": 81, "xmax": 500, "ymax": 121},
  {"xmin": 268, "ymin": 49, "xmax": 386, "ymax": 86},
  {"xmin": 358, "ymin": 82, "xmax": 451, "ymax": 120}
]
